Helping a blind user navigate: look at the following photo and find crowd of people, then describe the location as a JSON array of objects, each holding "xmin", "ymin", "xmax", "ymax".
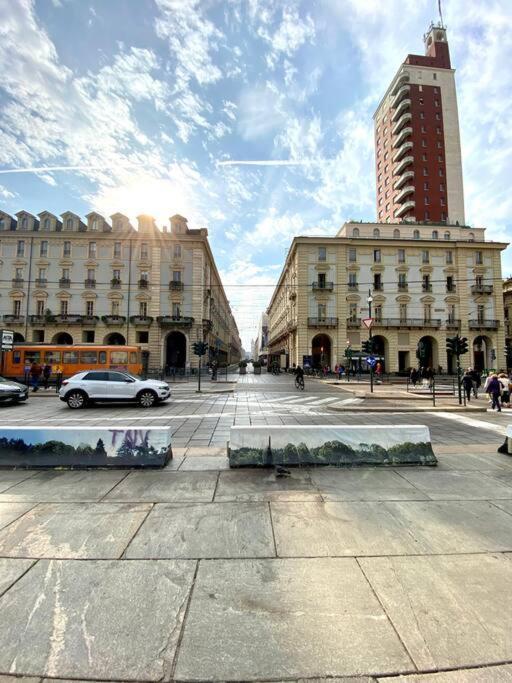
[{"xmin": 24, "ymin": 361, "xmax": 64, "ymax": 393}]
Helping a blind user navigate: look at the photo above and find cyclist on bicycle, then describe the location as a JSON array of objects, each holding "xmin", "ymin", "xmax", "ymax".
[{"xmin": 293, "ymin": 364, "xmax": 305, "ymax": 389}]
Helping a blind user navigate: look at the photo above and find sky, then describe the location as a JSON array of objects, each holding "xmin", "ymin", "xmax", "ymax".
[{"xmin": 1, "ymin": 0, "xmax": 511, "ymax": 349}]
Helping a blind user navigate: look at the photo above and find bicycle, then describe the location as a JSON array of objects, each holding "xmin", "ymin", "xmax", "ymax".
[{"xmin": 295, "ymin": 375, "xmax": 305, "ymax": 390}]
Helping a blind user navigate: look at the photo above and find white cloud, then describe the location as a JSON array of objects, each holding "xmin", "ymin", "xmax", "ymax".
[
  {"xmin": 257, "ymin": 4, "xmax": 316, "ymax": 69},
  {"xmin": 237, "ymin": 83, "xmax": 288, "ymax": 140},
  {"xmin": 0, "ymin": 184, "xmax": 16, "ymax": 200}
]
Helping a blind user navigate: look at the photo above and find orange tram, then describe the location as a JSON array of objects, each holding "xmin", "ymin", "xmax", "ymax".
[{"xmin": 0, "ymin": 344, "xmax": 143, "ymax": 381}]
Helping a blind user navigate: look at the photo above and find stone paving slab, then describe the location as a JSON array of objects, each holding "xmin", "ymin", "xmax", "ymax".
[
  {"xmin": 0, "ymin": 676, "xmax": 40, "ymax": 683},
  {"xmin": 380, "ymin": 664, "xmax": 512, "ymax": 681},
  {"xmin": 491, "ymin": 499, "xmax": 512, "ymax": 515},
  {"xmin": 0, "ymin": 471, "xmax": 127, "ymax": 503},
  {"xmin": 397, "ymin": 470, "xmax": 512, "ymax": 500},
  {"xmin": 271, "ymin": 500, "xmax": 512, "ymax": 557},
  {"xmin": 104, "ymin": 471, "xmax": 218, "ymax": 503},
  {"xmin": 436, "ymin": 452, "xmax": 512, "ymax": 472},
  {"xmin": 215, "ymin": 469, "xmax": 322, "ymax": 502},
  {"xmin": 179, "ymin": 455, "xmax": 230, "ymax": 470},
  {"xmin": 0, "ymin": 558, "xmax": 34, "ymax": 596},
  {"xmin": 0, "ymin": 502, "xmax": 34, "ymax": 531},
  {"xmin": 0, "ymin": 503, "xmax": 151, "ymax": 559},
  {"xmin": 0, "ymin": 559, "xmax": 196, "ymax": 680},
  {"xmin": 126, "ymin": 502, "xmax": 275, "ymax": 559},
  {"xmin": 360, "ymin": 553, "xmax": 512, "ymax": 670},
  {"xmin": 0, "ymin": 471, "xmax": 36, "ymax": 494},
  {"xmin": 309, "ymin": 469, "xmax": 428, "ymax": 501},
  {"xmin": 174, "ymin": 558, "xmax": 413, "ymax": 680}
]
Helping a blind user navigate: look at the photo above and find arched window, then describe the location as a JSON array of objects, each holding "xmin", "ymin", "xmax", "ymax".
[
  {"xmin": 393, "ymin": 229, "xmax": 400, "ymax": 238},
  {"xmin": 66, "ymin": 218, "xmax": 73, "ymax": 230},
  {"xmin": 432, "ymin": 230, "xmax": 438, "ymax": 239},
  {"xmin": 0, "ymin": 218, "xmax": 4, "ymax": 231},
  {"xmin": 116, "ymin": 220, "xmax": 123, "ymax": 230},
  {"xmin": 444, "ymin": 231, "xmax": 450, "ymax": 240},
  {"xmin": 21, "ymin": 217, "xmax": 27, "ymax": 229},
  {"xmin": 43, "ymin": 218, "xmax": 50, "ymax": 230},
  {"xmin": 352, "ymin": 227, "xmax": 360, "ymax": 237},
  {"xmin": 468, "ymin": 232, "xmax": 475, "ymax": 242},
  {"xmin": 413, "ymin": 229, "xmax": 420, "ymax": 239},
  {"xmin": 92, "ymin": 219, "xmax": 98, "ymax": 231},
  {"xmin": 373, "ymin": 228, "xmax": 380, "ymax": 238}
]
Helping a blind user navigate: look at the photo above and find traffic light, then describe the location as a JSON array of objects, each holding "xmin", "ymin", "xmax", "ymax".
[
  {"xmin": 506, "ymin": 344, "xmax": 512, "ymax": 368},
  {"xmin": 362, "ymin": 339, "xmax": 371, "ymax": 354},
  {"xmin": 446, "ymin": 336, "xmax": 457, "ymax": 354},
  {"xmin": 193, "ymin": 341, "xmax": 207, "ymax": 356},
  {"xmin": 458, "ymin": 336, "xmax": 469, "ymax": 356}
]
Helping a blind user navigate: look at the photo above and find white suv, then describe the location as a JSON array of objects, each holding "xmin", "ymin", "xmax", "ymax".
[{"xmin": 59, "ymin": 370, "xmax": 171, "ymax": 409}]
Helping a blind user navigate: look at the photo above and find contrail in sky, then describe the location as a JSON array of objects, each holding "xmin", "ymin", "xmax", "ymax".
[
  {"xmin": 217, "ymin": 159, "xmax": 326, "ymax": 167},
  {"xmin": 0, "ymin": 164, "xmax": 135, "ymax": 175}
]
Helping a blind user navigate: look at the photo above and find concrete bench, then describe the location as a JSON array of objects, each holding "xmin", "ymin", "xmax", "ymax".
[
  {"xmin": 497, "ymin": 425, "xmax": 512, "ymax": 457},
  {"xmin": 228, "ymin": 425, "xmax": 437, "ymax": 468},
  {"xmin": 0, "ymin": 426, "xmax": 172, "ymax": 469}
]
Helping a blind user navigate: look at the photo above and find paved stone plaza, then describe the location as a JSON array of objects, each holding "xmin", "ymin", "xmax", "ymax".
[{"xmin": 0, "ymin": 372, "xmax": 512, "ymax": 681}]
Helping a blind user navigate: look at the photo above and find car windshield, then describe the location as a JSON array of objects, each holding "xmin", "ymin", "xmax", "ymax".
[
  {"xmin": 123, "ymin": 373, "xmax": 141, "ymax": 381},
  {"xmin": 0, "ymin": 376, "xmax": 14, "ymax": 384}
]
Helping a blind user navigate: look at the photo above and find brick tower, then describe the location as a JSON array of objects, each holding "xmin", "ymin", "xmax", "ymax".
[{"xmin": 374, "ymin": 23, "xmax": 465, "ymax": 225}]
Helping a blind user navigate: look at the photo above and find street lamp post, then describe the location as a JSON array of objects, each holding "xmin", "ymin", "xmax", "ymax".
[
  {"xmin": 367, "ymin": 289, "xmax": 374, "ymax": 394},
  {"xmin": 345, "ymin": 340, "xmax": 352, "ymax": 382}
]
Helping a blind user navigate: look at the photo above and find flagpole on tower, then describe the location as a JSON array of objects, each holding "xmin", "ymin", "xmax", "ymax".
[{"xmin": 438, "ymin": 0, "xmax": 445, "ymax": 27}]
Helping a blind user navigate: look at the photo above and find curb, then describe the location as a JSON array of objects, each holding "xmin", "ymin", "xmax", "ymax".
[{"xmin": 328, "ymin": 405, "xmax": 487, "ymax": 413}]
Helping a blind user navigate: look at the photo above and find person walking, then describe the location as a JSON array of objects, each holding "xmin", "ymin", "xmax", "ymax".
[
  {"xmin": 29, "ymin": 361, "xmax": 42, "ymax": 393},
  {"xmin": 23, "ymin": 361, "xmax": 31, "ymax": 386},
  {"xmin": 42, "ymin": 363, "xmax": 52, "ymax": 390},
  {"xmin": 375, "ymin": 362, "xmax": 383, "ymax": 383},
  {"xmin": 462, "ymin": 369, "xmax": 473, "ymax": 402},
  {"xmin": 469, "ymin": 367, "xmax": 480, "ymax": 398},
  {"xmin": 54, "ymin": 362, "xmax": 63, "ymax": 393},
  {"xmin": 410, "ymin": 367, "xmax": 418, "ymax": 387},
  {"xmin": 487, "ymin": 374, "xmax": 502, "ymax": 412},
  {"xmin": 498, "ymin": 373, "xmax": 510, "ymax": 408}
]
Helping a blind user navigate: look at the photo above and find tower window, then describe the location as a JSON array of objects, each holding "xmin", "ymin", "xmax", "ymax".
[
  {"xmin": 433, "ymin": 75, "xmax": 437, "ymax": 81},
  {"xmin": 435, "ymin": 100, "xmax": 439, "ymax": 107},
  {"xmin": 436, "ymin": 113, "xmax": 441, "ymax": 120},
  {"xmin": 423, "ymin": 168, "xmax": 428, "ymax": 176},
  {"xmin": 420, "ymin": 112, "xmax": 425, "ymax": 119}
]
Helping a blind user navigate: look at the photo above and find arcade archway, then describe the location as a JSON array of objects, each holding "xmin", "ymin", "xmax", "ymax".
[
  {"xmin": 52, "ymin": 332, "xmax": 73, "ymax": 344},
  {"xmin": 311, "ymin": 333, "xmax": 331, "ymax": 369},
  {"xmin": 417, "ymin": 335, "xmax": 438, "ymax": 370},
  {"xmin": 473, "ymin": 335, "xmax": 493, "ymax": 372},
  {"xmin": 165, "ymin": 331, "xmax": 187, "ymax": 369},
  {"xmin": 104, "ymin": 332, "xmax": 126, "ymax": 345}
]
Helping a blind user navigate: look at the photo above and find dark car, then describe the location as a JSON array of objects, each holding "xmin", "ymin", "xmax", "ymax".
[{"xmin": 0, "ymin": 376, "xmax": 29, "ymax": 404}]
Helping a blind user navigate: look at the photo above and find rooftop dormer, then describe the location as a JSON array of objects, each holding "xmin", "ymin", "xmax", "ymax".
[
  {"xmin": 86, "ymin": 211, "xmax": 111, "ymax": 233},
  {"xmin": 15, "ymin": 211, "xmax": 39, "ymax": 232},
  {"xmin": 110, "ymin": 212, "xmax": 133, "ymax": 232},
  {"xmin": 137, "ymin": 214, "xmax": 158, "ymax": 234},
  {"xmin": 170, "ymin": 214, "xmax": 188, "ymax": 235},
  {"xmin": 61, "ymin": 211, "xmax": 86, "ymax": 232},
  {"xmin": 0, "ymin": 211, "xmax": 16, "ymax": 231},
  {"xmin": 38, "ymin": 211, "xmax": 61, "ymax": 232}
]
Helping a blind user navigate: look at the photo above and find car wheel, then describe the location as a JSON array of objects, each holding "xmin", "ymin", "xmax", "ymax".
[
  {"xmin": 66, "ymin": 390, "xmax": 87, "ymax": 409},
  {"xmin": 138, "ymin": 390, "xmax": 157, "ymax": 408}
]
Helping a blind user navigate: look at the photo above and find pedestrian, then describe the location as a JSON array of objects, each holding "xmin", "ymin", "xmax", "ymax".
[
  {"xmin": 29, "ymin": 361, "xmax": 42, "ymax": 393},
  {"xmin": 410, "ymin": 367, "xmax": 418, "ymax": 387},
  {"xmin": 427, "ymin": 367, "xmax": 434, "ymax": 389},
  {"xmin": 375, "ymin": 361, "xmax": 383, "ymax": 383},
  {"xmin": 487, "ymin": 373, "xmax": 502, "ymax": 412},
  {"xmin": 469, "ymin": 367, "xmax": 480, "ymax": 398},
  {"xmin": 462, "ymin": 370, "xmax": 473, "ymax": 402},
  {"xmin": 54, "ymin": 363, "xmax": 63, "ymax": 393},
  {"xmin": 23, "ymin": 361, "xmax": 31, "ymax": 386},
  {"xmin": 483, "ymin": 372, "xmax": 493, "ymax": 403},
  {"xmin": 338, "ymin": 364, "xmax": 344, "ymax": 380},
  {"xmin": 498, "ymin": 373, "xmax": 510, "ymax": 408},
  {"xmin": 42, "ymin": 363, "xmax": 52, "ymax": 390}
]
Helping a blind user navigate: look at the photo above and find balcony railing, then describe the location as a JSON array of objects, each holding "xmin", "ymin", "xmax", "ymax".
[
  {"xmin": 446, "ymin": 284, "xmax": 457, "ymax": 293},
  {"xmin": 129, "ymin": 315, "xmax": 154, "ymax": 325},
  {"xmin": 373, "ymin": 283, "xmax": 384, "ymax": 291},
  {"xmin": 82, "ymin": 315, "xmax": 99, "ymax": 326},
  {"xmin": 157, "ymin": 315, "xmax": 194, "ymax": 326},
  {"xmin": 422, "ymin": 283, "xmax": 432, "ymax": 292},
  {"xmin": 169, "ymin": 281, "xmax": 184, "ymax": 291},
  {"xmin": 84, "ymin": 279, "xmax": 96, "ymax": 289},
  {"xmin": 11, "ymin": 278, "xmax": 24, "ymax": 288},
  {"xmin": 471, "ymin": 284, "xmax": 493, "ymax": 295},
  {"xmin": 34, "ymin": 278, "xmax": 47, "ymax": 288},
  {"xmin": 393, "ymin": 169, "xmax": 414, "ymax": 191},
  {"xmin": 392, "ymin": 140, "xmax": 413, "ymax": 163},
  {"xmin": 446, "ymin": 319, "xmax": 461, "ymax": 329},
  {"xmin": 138, "ymin": 279, "xmax": 149, "ymax": 289},
  {"xmin": 346, "ymin": 318, "xmax": 361, "ymax": 328},
  {"xmin": 312, "ymin": 281, "xmax": 334, "ymax": 291},
  {"xmin": 348, "ymin": 283, "xmax": 359, "ymax": 291},
  {"xmin": 391, "ymin": 98, "xmax": 411, "ymax": 122},
  {"xmin": 55, "ymin": 314, "xmax": 83, "ymax": 324},
  {"xmin": 372, "ymin": 318, "xmax": 442, "ymax": 329},
  {"xmin": 202, "ymin": 318, "xmax": 213, "ymax": 332},
  {"xmin": 3, "ymin": 314, "xmax": 25, "ymax": 324},
  {"xmin": 391, "ymin": 84, "xmax": 410, "ymax": 109},
  {"xmin": 391, "ymin": 111, "xmax": 412, "ymax": 136},
  {"xmin": 395, "ymin": 185, "xmax": 414, "ymax": 204},
  {"xmin": 102, "ymin": 315, "xmax": 127, "ymax": 325},
  {"xmin": 393, "ymin": 155, "xmax": 414, "ymax": 176},
  {"xmin": 395, "ymin": 199, "xmax": 415, "ymax": 217},
  {"xmin": 393, "ymin": 126, "xmax": 412, "ymax": 148},
  {"xmin": 111, "ymin": 279, "xmax": 122, "ymax": 289},
  {"xmin": 469, "ymin": 319, "xmax": 499, "ymax": 330},
  {"xmin": 398, "ymin": 283, "xmax": 408, "ymax": 291},
  {"xmin": 308, "ymin": 317, "xmax": 338, "ymax": 328},
  {"xmin": 59, "ymin": 278, "xmax": 71, "ymax": 288}
]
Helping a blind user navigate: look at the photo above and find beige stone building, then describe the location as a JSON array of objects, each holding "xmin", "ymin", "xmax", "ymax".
[
  {"xmin": 267, "ymin": 221, "xmax": 507, "ymax": 374},
  {"xmin": 0, "ymin": 210, "xmax": 241, "ymax": 372}
]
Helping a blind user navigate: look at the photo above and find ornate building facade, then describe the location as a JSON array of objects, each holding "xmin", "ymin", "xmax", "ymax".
[
  {"xmin": 267, "ymin": 221, "xmax": 507, "ymax": 374},
  {"xmin": 0, "ymin": 210, "xmax": 241, "ymax": 372}
]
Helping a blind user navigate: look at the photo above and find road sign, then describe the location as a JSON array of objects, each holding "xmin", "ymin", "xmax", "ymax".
[
  {"xmin": 362, "ymin": 318, "xmax": 373, "ymax": 329},
  {"xmin": 0, "ymin": 330, "xmax": 14, "ymax": 351},
  {"xmin": 365, "ymin": 356, "xmax": 377, "ymax": 367}
]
